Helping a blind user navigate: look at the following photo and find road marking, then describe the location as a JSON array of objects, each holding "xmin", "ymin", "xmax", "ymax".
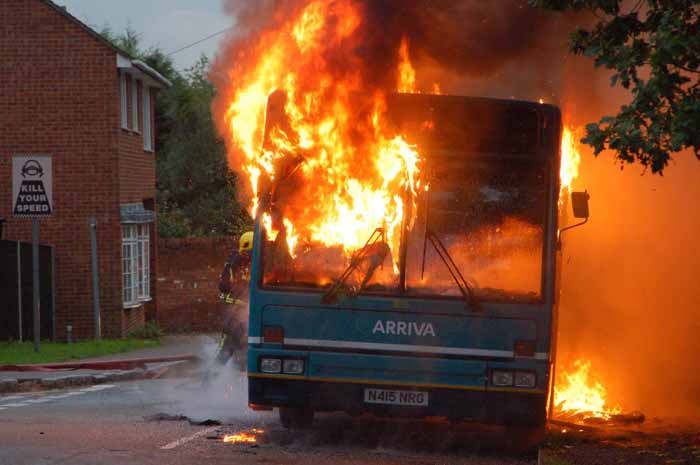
[
  {"xmin": 160, "ymin": 427, "xmax": 219, "ymax": 450},
  {"xmin": 50, "ymin": 391, "xmax": 86, "ymax": 399},
  {"xmin": 80, "ymin": 384, "xmax": 116, "ymax": 392},
  {"xmin": 0, "ymin": 384, "xmax": 116, "ymax": 411}
]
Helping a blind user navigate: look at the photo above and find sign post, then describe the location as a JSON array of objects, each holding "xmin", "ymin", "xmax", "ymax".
[
  {"xmin": 13, "ymin": 156, "xmax": 53, "ymax": 352},
  {"xmin": 32, "ymin": 218, "xmax": 40, "ymax": 352}
]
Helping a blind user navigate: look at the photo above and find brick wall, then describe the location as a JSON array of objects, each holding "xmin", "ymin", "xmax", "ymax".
[
  {"xmin": 0, "ymin": 0, "xmax": 122, "ymax": 340},
  {"xmin": 157, "ymin": 237, "xmax": 236, "ymax": 333},
  {"xmin": 118, "ymin": 74, "xmax": 156, "ymax": 204},
  {"xmin": 117, "ymin": 72, "xmax": 158, "ymax": 336},
  {"xmin": 0, "ymin": 0, "xmax": 156, "ymax": 340}
]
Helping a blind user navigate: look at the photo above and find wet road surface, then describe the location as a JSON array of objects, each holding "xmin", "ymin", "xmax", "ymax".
[
  {"xmin": 0, "ymin": 374, "xmax": 536, "ymax": 465},
  {"xmin": 1, "ymin": 373, "xmax": 698, "ymax": 465}
]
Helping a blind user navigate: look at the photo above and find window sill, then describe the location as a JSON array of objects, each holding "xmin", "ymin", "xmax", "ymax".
[
  {"xmin": 143, "ymin": 148, "xmax": 154, "ymax": 154},
  {"xmin": 123, "ymin": 297, "xmax": 151, "ymax": 310}
]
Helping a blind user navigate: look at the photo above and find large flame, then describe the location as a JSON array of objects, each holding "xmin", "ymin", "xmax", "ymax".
[
  {"xmin": 223, "ymin": 0, "xmax": 421, "ymax": 267},
  {"xmin": 559, "ymin": 125, "xmax": 581, "ymax": 204},
  {"xmin": 554, "ymin": 359, "xmax": 621, "ymax": 419}
]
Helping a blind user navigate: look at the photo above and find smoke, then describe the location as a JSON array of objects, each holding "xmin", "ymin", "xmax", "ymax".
[
  {"xmin": 158, "ymin": 337, "xmax": 271, "ymax": 424},
  {"xmin": 212, "ymin": 0, "xmax": 582, "ymax": 102},
  {"xmin": 212, "ymin": 0, "xmax": 700, "ymax": 418}
]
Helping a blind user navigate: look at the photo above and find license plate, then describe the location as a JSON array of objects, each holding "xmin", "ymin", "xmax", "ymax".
[{"xmin": 363, "ymin": 388, "xmax": 429, "ymax": 407}]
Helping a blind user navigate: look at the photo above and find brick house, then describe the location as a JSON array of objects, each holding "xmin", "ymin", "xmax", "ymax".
[{"xmin": 0, "ymin": 0, "xmax": 171, "ymax": 339}]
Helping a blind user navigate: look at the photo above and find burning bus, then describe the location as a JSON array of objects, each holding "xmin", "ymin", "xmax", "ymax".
[
  {"xmin": 215, "ymin": 0, "xmax": 590, "ymax": 436},
  {"xmin": 244, "ymin": 92, "xmax": 584, "ymax": 433}
]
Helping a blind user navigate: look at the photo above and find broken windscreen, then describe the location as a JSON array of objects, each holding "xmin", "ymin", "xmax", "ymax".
[
  {"xmin": 405, "ymin": 155, "xmax": 547, "ymax": 303},
  {"xmin": 258, "ymin": 94, "xmax": 551, "ymax": 302}
]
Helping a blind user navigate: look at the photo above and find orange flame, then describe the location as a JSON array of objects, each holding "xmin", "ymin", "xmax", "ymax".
[
  {"xmin": 223, "ymin": 0, "xmax": 422, "ymax": 269},
  {"xmin": 223, "ymin": 428, "xmax": 264, "ymax": 444},
  {"xmin": 554, "ymin": 360, "xmax": 621, "ymax": 419},
  {"xmin": 559, "ymin": 126, "xmax": 581, "ymax": 205},
  {"xmin": 397, "ymin": 37, "xmax": 417, "ymax": 93},
  {"xmin": 223, "ymin": 433, "xmax": 256, "ymax": 444}
]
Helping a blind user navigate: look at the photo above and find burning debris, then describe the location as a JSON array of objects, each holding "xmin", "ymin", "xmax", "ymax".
[
  {"xmin": 554, "ymin": 359, "xmax": 621, "ymax": 422},
  {"xmin": 222, "ymin": 428, "xmax": 265, "ymax": 444},
  {"xmin": 553, "ymin": 359, "xmax": 645, "ymax": 428}
]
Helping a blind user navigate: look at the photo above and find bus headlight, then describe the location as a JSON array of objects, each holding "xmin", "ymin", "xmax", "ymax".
[
  {"xmin": 514, "ymin": 371, "xmax": 536, "ymax": 388},
  {"xmin": 283, "ymin": 359, "xmax": 304, "ymax": 374},
  {"xmin": 260, "ymin": 358, "xmax": 282, "ymax": 373},
  {"xmin": 492, "ymin": 370, "xmax": 513, "ymax": 386}
]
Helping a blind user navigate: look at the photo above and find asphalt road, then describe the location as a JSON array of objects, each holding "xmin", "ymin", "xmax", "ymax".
[
  {"xmin": 0, "ymin": 367, "xmax": 537, "ymax": 465},
  {"xmin": 1, "ymin": 370, "xmax": 698, "ymax": 465}
]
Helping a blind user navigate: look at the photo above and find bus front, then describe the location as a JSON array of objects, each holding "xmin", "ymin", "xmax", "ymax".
[{"xmin": 246, "ymin": 94, "xmax": 561, "ymax": 431}]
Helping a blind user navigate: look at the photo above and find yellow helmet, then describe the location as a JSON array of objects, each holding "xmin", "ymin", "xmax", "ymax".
[{"xmin": 239, "ymin": 231, "xmax": 254, "ymax": 253}]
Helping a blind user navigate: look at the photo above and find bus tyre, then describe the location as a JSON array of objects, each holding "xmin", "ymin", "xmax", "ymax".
[{"xmin": 279, "ymin": 407, "xmax": 314, "ymax": 429}]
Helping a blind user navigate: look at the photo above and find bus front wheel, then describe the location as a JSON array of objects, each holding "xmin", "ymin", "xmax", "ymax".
[{"xmin": 279, "ymin": 407, "xmax": 314, "ymax": 429}]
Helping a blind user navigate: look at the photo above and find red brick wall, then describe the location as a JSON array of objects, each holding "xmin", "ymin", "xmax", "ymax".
[
  {"xmin": 122, "ymin": 305, "xmax": 145, "ymax": 336},
  {"xmin": 157, "ymin": 237, "xmax": 236, "ymax": 333},
  {"xmin": 0, "ymin": 0, "xmax": 151, "ymax": 339},
  {"xmin": 117, "ymin": 72, "xmax": 158, "ymax": 335},
  {"xmin": 118, "ymin": 74, "xmax": 156, "ymax": 204}
]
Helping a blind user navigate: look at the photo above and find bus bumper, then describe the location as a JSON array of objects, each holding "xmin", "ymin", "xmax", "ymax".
[{"xmin": 248, "ymin": 375, "xmax": 546, "ymax": 426}]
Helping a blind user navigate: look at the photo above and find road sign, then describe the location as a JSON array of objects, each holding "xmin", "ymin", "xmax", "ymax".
[{"xmin": 12, "ymin": 156, "xmax": 53, "ymax": 217}]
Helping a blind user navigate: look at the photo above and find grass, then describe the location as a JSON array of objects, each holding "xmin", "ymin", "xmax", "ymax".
[{"xmin": 0, "ymin": 339, "xmax": 160, "ymax": 365}]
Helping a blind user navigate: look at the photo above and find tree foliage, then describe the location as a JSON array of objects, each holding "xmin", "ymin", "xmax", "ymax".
[
  {"xmin": 530, "ymin": 0, "xmax": 700, "ymax": 173},
  {"xmin": 100, "ymin": 28, "xmax": 250, "ymax": 237},
  {"xmin": 156, "ymin": 57, "xmax": 250, "ymax": 237}
]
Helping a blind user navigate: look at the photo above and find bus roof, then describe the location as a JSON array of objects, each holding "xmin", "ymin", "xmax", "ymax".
[{"xmin": 386, "ymin": 93, "xmax": 561, "ymax": 159}]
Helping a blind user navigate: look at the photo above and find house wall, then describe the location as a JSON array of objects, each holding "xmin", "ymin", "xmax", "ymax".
[
  {"xmin": 0, "ymin": 0, "xmax": 139, "ymax": 339},
  {"xmin": 117, "ymin": 73, "xmax": 158, "ymax": 334},
  {"xmin": 119, "ymin": 74, "xmax": 156, "ymax": 204}
]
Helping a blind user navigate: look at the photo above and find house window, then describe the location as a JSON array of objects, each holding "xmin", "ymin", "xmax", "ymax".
[
  {"xmin": 143, "ymin": 85, "xmax": 152, "ymax": 151},
  {"xmin": 120, "ymin": 72, "xmax": 128, "ymax": 129},
  {"xmin": 122, "ymin": 224, "xmax": 150, "ymax": 307},
  {"xmin": 132, "ymin": 78, "xmax": 140, "ymax": 132}
]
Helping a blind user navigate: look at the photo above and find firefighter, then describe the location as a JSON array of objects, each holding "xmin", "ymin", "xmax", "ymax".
[
  {"xmin": 218, "ymin": 231, "xmax": 253, "ymax": 303},
  {"xmin": 216, "ymin": 231, "xmax": 254, "ymax": 365}
]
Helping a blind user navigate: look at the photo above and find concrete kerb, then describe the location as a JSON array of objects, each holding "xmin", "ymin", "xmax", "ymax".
[{"xmin": 0, "ymin": 360, "xmax": 193, "ymax": 394}]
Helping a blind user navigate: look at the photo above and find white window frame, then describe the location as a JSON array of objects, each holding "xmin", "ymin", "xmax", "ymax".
[
  {"xmin": 131, "ymin": 78, "xmax": 140, "ymax": 132},
  {"xmin": 122, "ymin": 224, "xmax": 151, "ymax": 307},
  {"xmin": 137, "ymin": 224, "xmax": 150, "ymax": 299},
  {"xmin": 120, "ymin": 72, "xmax": 128, "ymax": 129},
  {"xmin": 143, "ymin": 85, "xmax": 153, "ymax": 152}
]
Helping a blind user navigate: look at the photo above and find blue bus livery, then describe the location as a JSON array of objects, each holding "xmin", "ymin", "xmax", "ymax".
[{"xmin": 246, "ymin": 93, "xmax": 564, "ymax": 433}]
